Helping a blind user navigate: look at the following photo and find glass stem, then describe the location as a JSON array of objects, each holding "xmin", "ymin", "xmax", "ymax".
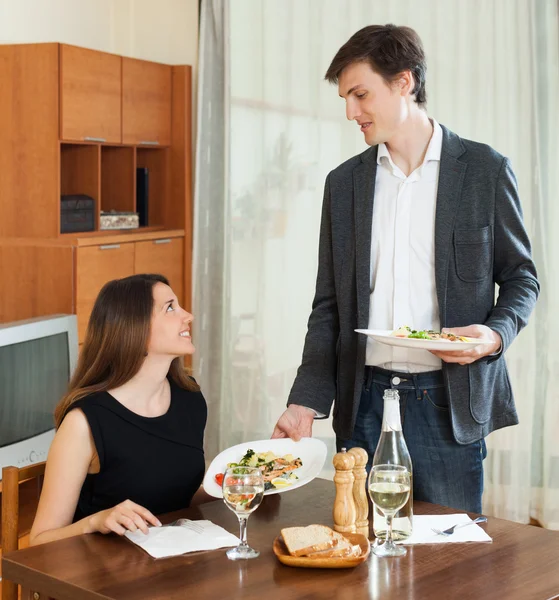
[
  {"xmin": 238, "ymin": 516, "xmax": 248, "ymax": 548},
  {"xmin": 385, "ymin": 512, "xmax": 395, "ymax": 546}
]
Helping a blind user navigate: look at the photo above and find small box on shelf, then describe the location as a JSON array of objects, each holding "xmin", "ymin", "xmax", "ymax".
[
  {"xmin": 100, "ymin": 211, "xmax": 139, "ymax": 230},
  {"xmin": 60, "ymin": 195, "xmax": 96, "ymax": 234}
]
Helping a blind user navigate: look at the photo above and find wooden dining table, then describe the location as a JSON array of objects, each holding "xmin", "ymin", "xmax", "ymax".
[{"xmin": 3, "ymin": 478, "xmax": 559, "ymax": 600}]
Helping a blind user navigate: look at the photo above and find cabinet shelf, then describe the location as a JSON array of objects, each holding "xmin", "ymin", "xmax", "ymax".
[{"xmin": 60, "ymin": 143, "xmax": 170, "ymax": 235}]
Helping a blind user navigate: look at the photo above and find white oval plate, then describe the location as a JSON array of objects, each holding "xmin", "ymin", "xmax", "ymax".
[
  {"xmin": 355, "ymin": 329, "xmax": 494, "ymax": 352},
  {"xmin": 203, "ymin": 437, "xmax": 327, "ymax": 499}
]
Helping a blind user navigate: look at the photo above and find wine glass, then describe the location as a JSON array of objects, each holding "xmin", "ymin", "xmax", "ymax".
[
  {"xmin": 222, "ymin": 466, "xmax": 265, "ymax": 560},
  {"xmin": 368, "ymin": 464, "xmax": 411, "ymax": 557}
]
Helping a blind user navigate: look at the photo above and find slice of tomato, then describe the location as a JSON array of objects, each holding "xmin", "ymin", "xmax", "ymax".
[{"xmin": 214, "ymin": 473, "xmax": 224, "ymax": 486}]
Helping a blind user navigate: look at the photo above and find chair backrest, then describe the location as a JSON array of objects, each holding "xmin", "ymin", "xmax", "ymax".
[{"xmin": 1, "ymin": 462, "xmax": 46, "ymax": 600}]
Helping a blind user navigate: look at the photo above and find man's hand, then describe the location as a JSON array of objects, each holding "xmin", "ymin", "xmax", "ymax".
[
  {"xmin": 271, "ymin": 404, "xmax": 315, "ymax": 441},
  {"xmin": 430, "ymin": 324, "xmax": 502, "ymax": 365}
]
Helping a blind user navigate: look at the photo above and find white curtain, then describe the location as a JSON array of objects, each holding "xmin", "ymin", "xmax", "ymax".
[{"xmin": 194, "ymin": 0, "xmax": 559, "ymax": 528}]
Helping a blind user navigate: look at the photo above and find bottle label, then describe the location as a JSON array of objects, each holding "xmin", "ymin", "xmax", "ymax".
[{"xmin": 382, "ymin": 399, "xmax": 402, "ymax": 432}]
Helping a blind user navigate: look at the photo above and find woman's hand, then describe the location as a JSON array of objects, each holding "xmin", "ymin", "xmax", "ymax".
[{"xmin": 89, "ymin": 500, "xmax": 162, "ymax": 535}]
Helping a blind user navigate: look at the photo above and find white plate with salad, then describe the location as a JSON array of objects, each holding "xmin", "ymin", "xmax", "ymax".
[
  {"xmin": 203, "ymin": 437, "xmax": 327, "ymax": 498},
  {"xmin": 355, "ymin": 326, "xmax": 494, "ymax": 351}
]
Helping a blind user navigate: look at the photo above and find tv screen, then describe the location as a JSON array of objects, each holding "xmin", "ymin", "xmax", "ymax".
[{"xmin": 0, "ymin": 332, "xmax": 70, "ymax": 447}]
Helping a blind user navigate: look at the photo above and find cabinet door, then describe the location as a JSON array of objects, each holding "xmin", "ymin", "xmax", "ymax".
[
  {"xmin": 122, "ymin": 58, "xmax": 172, "ymax": 146},
  {"xmin": 76, "ymin": 243, "xmax": 135, "ymax": 342},
  {"xmin": 60, "ymin": 45, "xmax": 122, "ymax": 143},
  {"xmin": 134, "ymin": 237, "xmax": 184, "ymax": 305}
]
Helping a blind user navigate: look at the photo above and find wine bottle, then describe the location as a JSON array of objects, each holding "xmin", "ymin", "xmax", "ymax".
[{"xmin": 371, "ymin": 388, "xmax": 413, "ymax": 541}]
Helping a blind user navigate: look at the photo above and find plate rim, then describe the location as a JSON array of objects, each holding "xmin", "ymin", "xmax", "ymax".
[
  {"xmin": 354, "ymin": 328, "xmax": 493, "ymax": 348},
  {"xmin": 203, "ymin": 437, "xmax": 328, "ymax": 499}
]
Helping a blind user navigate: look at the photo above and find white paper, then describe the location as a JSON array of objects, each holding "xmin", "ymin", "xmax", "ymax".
[
  {"xmin": 125, "ymin": 519, "xmax": 240, "ymax": 559},
  {"xmin": 395, "ymin": 514, "xmax": 492, "ymax": 544}
]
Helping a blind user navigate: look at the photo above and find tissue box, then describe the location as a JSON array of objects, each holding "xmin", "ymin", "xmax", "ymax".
[{"xmin": 100, "ymin": 211, "xmax": 139, "ymax": 230}]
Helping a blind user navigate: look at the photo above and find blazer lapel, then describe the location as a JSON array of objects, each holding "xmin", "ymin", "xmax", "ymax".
[
  {"xmin": 354, "ymin": 148, "xmax": 377, "ymax": 329},
  {"xmin": 435, "ymin": 127, "xmax": 467, "ymax": 326}
]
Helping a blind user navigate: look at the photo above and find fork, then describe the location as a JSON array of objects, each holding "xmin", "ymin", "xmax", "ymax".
[{"xmin": 432, "ymin": 516, "xmax": 488, "ymax": 536}]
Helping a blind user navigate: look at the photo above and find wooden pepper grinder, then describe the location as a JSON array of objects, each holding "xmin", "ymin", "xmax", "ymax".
[
  {"xmin": 348, "ymin": 447, "xmax": 369, "ymax": 538},
  {"xmin": 332, "ymin": 448, "xmax": 356, "ymax": 533}
]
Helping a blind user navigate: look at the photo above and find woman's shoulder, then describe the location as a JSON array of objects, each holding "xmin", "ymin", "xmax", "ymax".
[
  {"xmin": 169, "ymin": 376, "xmax": 207, "ymax": 410},
  {"xmin": 62, "ymin": 391, "xmax": 112, "ymax": 423},
  {"xmin": 169, "ymin": 374, "xmax": 203, "ymax": 396}
]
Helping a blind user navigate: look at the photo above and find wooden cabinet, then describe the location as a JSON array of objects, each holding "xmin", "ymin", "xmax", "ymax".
[
  {"xmin": 76, "ymin": 243, "xmax": 135, "ymax": 341},
  {"xmin": 135, "ymin": 237, "xmax": 185, "ymax": 304},
  {"xmin": 0, "ymin": 42, "xmax": 193, "ymax": 337},
  {"xmin": 122, "ymin": 58, "xmax": 172, "ymax": 146},
  {"xmin": 60, "ymin": 45, "xmax": 121, "ymax": 143}
]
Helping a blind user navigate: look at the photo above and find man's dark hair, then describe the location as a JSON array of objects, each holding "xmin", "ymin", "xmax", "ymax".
[{"xmin": 325, "ymin": 24, "xmax": 427, "ymax": 106}]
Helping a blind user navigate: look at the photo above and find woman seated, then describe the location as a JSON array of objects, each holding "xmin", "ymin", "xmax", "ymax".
[{"xmin": 30, "ymin": 274, "xmax": 210, "ymax": 546}]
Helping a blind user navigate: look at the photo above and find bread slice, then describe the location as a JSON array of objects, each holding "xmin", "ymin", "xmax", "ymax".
[
  {"xmin": 281, "ymin": 525, "xmax": 338, "ymax": 557},
  {"xmin": 307, "ymin": 543, "xmax": 362, "ymax": 559},
  {"xmin": 306, "ymin": 531, "xmax": 361, "ymax": 559}
]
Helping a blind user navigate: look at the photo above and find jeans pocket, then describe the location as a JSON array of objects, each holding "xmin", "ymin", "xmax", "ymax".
[{"xmin": 423, "ymin": 388, "xmax": 449, "ymax": 411}]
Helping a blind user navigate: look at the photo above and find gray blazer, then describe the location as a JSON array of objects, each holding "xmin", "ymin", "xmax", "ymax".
[{"xmin": 288, "ymin": 125, "xmax": 539, "ymax": 445}]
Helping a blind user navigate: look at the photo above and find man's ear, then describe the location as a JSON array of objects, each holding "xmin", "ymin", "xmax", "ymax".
[{"xmin": 397, "ymin": 70, "xmax": 414, "ymax": 97}]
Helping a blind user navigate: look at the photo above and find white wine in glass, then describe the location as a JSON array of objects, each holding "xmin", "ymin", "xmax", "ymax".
[
  {"xmin": 368, "ymin": 464, "xmax": 411, "ymax": 557},
  {"xmin": 222, "ymin": 466, "xmax": 265, "ymax": 560}
]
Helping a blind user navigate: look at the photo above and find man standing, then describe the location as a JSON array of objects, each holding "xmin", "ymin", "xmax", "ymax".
[{"xmin": 271, "ymin": 24, "xmax": 539, "ymax": 512}]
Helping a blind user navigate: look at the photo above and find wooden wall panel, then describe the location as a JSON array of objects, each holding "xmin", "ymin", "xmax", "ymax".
[
  {"xmin": 0, "ymin": 245, "xmax": 74, "ymax": 323},
  {"xmin": 0, "ymin": 44, "xmax": 59, "ymax": 238}
]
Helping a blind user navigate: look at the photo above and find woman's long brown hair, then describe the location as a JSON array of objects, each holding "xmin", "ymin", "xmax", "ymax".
[{"xmin": 54, "ymin": 274, "xmax": 198, "ymax": 428}]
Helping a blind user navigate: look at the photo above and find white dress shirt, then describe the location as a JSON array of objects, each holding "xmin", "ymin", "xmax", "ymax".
[{"xmin": 366, "ymin": 119, "xmax": 443, "ymax": 373}]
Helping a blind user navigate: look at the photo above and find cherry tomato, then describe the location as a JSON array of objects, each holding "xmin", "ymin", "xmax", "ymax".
[{"xmin": 215, "ymin": 473, "xmax": 224, "ymax": 486}]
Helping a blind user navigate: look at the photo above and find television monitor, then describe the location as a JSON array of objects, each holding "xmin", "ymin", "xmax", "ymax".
[{"xmin": 0, "ymin": 314, "xmax": 78, "ymax": 479}]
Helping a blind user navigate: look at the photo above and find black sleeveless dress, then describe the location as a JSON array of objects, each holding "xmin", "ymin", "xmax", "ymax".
[{"xmin": 66, "ymin": 378, "xmax": 207, "ymax": 521}]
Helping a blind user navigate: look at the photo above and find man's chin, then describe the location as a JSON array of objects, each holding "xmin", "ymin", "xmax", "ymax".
[{"xmin": 363, "ymin": 129, "xmax": 378, "ymax": 146}]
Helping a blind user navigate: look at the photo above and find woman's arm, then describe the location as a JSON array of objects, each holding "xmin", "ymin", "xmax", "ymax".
[{"xmin": 30, "ymin": 409, "xmax": 160, "ymax": 546}]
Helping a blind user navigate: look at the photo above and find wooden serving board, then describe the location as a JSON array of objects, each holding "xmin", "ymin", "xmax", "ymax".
[{"xmin": 273, "ymin": 532, "xmax": 370, "ymax": 569}]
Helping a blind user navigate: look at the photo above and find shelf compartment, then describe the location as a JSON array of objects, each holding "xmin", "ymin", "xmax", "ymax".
[
  {"xmin": 60, "ymin": 143, "xmax": 100, "ymax": 231},
  {"xmin": 101, "ymin": 146, "xmax": 135, "ymax": 213},
  {"xmin": 136, "ymin": 147, "xmax": 170, "ymax": 229}
]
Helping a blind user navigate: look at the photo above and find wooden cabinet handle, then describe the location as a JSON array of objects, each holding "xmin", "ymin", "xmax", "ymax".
[
  {"xmin": 99, "ymin": 244, "xmax": 121, "ymax": 250},
  {"xmin": 139, "ymin": 140, "xmax": 160, "ymax": 146},
  {"xmin": 83, "ymin": 136, "xmax": 106, "ymax": 143},
  {"xmin": 154, "ymin": 238, "xmax": 171, "ymax": 245}
]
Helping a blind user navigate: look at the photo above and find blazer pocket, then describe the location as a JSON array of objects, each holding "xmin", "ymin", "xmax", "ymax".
[{"xmin": 453, "ymin": 225, "xmax": 492, "ymax": 282}]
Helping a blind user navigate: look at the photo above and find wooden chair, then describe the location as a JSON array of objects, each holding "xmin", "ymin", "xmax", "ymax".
[{"xmin": 1, "ymin": 462, "xmax": 46, "ymax": 600}]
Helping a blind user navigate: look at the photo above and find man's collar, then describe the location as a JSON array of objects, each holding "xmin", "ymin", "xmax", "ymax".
[{"xmin": 376, "ymin": 118, "xmax": 443, "ymax": 167}]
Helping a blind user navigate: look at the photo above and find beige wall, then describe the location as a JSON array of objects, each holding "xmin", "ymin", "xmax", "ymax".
[{"xmin": 0, "ymin": 0, "xmax": 198, "ymax": 65}]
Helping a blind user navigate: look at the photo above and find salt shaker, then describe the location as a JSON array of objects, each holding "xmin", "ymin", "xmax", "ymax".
[
  {"xmin": 348, "ymin": 447, "xmax": 369, "ymax": 538},
  {"xmin": 332, "ymin": 448, "xmax": 356, "ymax": 533}
]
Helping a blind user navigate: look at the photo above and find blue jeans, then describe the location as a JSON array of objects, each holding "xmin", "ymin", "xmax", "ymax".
[{"xmin": 337, "ymin": 367, "xmax": 486, "ymax": 513}]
